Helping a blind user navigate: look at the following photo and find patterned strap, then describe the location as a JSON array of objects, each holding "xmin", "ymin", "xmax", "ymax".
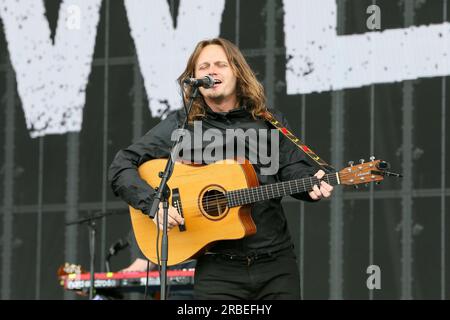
[{"xmin": 263, "ymin": 111, "xmax": 336, "ymax": 173}]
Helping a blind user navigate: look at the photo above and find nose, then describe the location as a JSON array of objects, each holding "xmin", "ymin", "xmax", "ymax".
[{"xmin": 207, "ymin": 65, "xmax": 218, "ymax": 76}]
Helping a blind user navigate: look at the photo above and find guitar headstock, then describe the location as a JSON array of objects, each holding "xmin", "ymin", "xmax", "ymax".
[{"xmin": 338, "ymin": 157, "xmax": 401, "ymax": 187}]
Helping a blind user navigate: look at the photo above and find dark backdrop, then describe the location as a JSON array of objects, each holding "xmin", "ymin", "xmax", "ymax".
[{"xmin": 0, "ymin": 0, "xmax": 449, "ymax": 299}]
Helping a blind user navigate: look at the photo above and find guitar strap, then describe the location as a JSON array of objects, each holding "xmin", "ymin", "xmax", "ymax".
[{"xmin": 262, "ymin": 111, "xmax": 336, "ymax": 174}]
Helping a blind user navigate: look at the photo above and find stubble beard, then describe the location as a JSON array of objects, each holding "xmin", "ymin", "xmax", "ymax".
[{"xmin": 205, "ymin": 91, "xmax": 225, "ymax": 104}]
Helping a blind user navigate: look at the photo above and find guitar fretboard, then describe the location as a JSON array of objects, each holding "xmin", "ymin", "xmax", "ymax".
[{"xmin": 226, "ymin": 173, "xmax": 340, "ymax": 207}]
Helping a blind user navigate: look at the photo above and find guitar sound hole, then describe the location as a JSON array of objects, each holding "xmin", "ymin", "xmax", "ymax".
[{"xmin": 202, "ymin": 190, "xmax": 227, "ymax": 217}]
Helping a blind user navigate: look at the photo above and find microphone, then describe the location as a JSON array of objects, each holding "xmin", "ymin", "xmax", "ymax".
[
  {"xmin": 105, "ymin": 238, "xmax": 130, "ymax": 272},
  {"xmin": 183, "ymin": 75, "xmax": 216, "ymax": 88},
  {"xmin": 108, "ymin": 238, "xmax": 130, "ymax": 257}
]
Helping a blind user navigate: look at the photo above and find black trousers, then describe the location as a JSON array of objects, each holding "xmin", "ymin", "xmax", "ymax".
[{"xmin": 193, "ymin": 246, "xmax": 301, "ymax": 300}]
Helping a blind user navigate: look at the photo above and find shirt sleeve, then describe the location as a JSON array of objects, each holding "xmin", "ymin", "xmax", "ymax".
[
  {"xmin": 108, "ymin": 110, "xmax": 182, "ymax": 216},
  {"xmin": 273, "ymin": 109, "xmax": 321, "ymax": 202}
]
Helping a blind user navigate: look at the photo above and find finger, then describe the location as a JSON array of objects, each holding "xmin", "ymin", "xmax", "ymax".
[
  {"xmin": 309, "ymin": 184, "xmax": 320, "ymax": 199},
  {"xmin": 167, "ymin": 214, "xmax": 179, "ymax": 227},
  {"xmin": 309, "ymin": 191, "xmax": 319, "ymax": 200},
  {"xmin": 156, "ymin": 206, "xmax": 183, "ymax": 224},
  {"xmin": 320, "ymin": 181, "xmax": 334, "ymax": 192},
  {"xmin": 314, "ymin": 170, "xmax": 326, "ymax": 179},
  {"xmin": 158, "ymin": 222, "xmax": 174, "ymax": 231},
  {"xmin": 320, "ymin": 186, "xmax": 331, "ymax": 198},
  {"xmin": 312, "ymin": 184, "xmax": 322, "ymax": 198},
  {"xmin": 169, "ymin": 210, "xmax": 184, "ymax": 225},
  {"xmin": 156, "ymin": 214, "xmax": 177, "ymax": 228}
]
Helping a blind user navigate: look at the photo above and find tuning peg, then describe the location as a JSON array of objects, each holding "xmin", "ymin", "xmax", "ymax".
[
  {"xmin": 359, "ymin": 159, "xmax": 365, "ymax": 164},
  {"xmin": 370, "ymin": 156, "xmax": 375, "ymax": 161},
  {"xmin": 348, "ymin": 161, "xmax": 354, "ymax": 166}
]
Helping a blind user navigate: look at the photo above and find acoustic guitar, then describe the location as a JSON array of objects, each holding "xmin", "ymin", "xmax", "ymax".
[{"xmin": 130, "ymin": 158, "xmax": 397, "ymax": 266}]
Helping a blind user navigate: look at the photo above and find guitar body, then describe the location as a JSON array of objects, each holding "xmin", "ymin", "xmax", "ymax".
[{"xmin": 129, "ymin": 159, "xmax": 259, "ymax": 266}]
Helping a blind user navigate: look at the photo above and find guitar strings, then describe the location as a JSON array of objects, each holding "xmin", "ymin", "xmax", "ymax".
[
  {"xmin": 164, "ymin": 177, "xmax": 338, "ymax": 207},
  {"xmin": 169, "ymin": 172, "xmax": 362, "ymax": 207},
  {"xmin": 158, "ymin": 171, "xmax": 370, "ymax": 210}
]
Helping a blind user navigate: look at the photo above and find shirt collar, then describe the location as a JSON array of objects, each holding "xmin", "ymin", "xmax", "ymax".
[{"xmin": 204, "ymin": 103, "xmax": 249, "ymax": 119}]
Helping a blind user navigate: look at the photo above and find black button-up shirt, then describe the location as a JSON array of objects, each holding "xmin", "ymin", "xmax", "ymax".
[{"xmin": 109, "ymin": 105, "xmax": 319, "ymax": 256}]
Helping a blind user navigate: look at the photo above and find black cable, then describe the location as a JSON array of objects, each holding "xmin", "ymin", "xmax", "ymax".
[
  {"xmin": 144, "ymin": 259, "xmax": 151, "ymax": 300},
  {"xmin": 156, "ymin": 206, "xmax": 161, "ymax": 277}
]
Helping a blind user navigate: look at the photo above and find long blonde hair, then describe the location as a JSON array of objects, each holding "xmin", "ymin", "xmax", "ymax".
[{"xmin": 177, "ymin": 38, "xmax": 267, "ymax": 122}]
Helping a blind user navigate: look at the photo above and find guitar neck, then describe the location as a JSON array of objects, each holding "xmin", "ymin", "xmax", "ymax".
[{"xmin": 226, "ymin": 173, "xmax": 340, "ymax": 207}]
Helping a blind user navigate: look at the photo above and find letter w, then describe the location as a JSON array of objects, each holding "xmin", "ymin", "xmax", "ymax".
[{"xmin": 0, "ymin": 0, "xmax": 102, "ymax": 137}]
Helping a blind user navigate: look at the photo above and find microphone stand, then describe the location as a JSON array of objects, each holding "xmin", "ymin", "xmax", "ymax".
[
  {"xmin": 147, "ymin": 85, "xmax": 200, "ymax": 300},
  {"xmin": 65, "ymin": 210, "xmax": 127, "ymax": 300}
]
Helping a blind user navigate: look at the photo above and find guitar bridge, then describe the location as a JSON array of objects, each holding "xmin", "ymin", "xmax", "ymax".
[{"xmin": 172, "ymin": 188, "xmax": 186, "ymax": 232}]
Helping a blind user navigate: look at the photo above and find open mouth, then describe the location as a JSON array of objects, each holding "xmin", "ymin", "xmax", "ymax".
[{"xmin": 213, "ymin": 79, "xmax": 222, "ymax": 87}]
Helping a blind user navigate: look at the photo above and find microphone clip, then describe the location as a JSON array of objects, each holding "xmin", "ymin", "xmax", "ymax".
[{"xmin": 183, "ymin": 75, "xmax": 216, "ymax": 89}]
